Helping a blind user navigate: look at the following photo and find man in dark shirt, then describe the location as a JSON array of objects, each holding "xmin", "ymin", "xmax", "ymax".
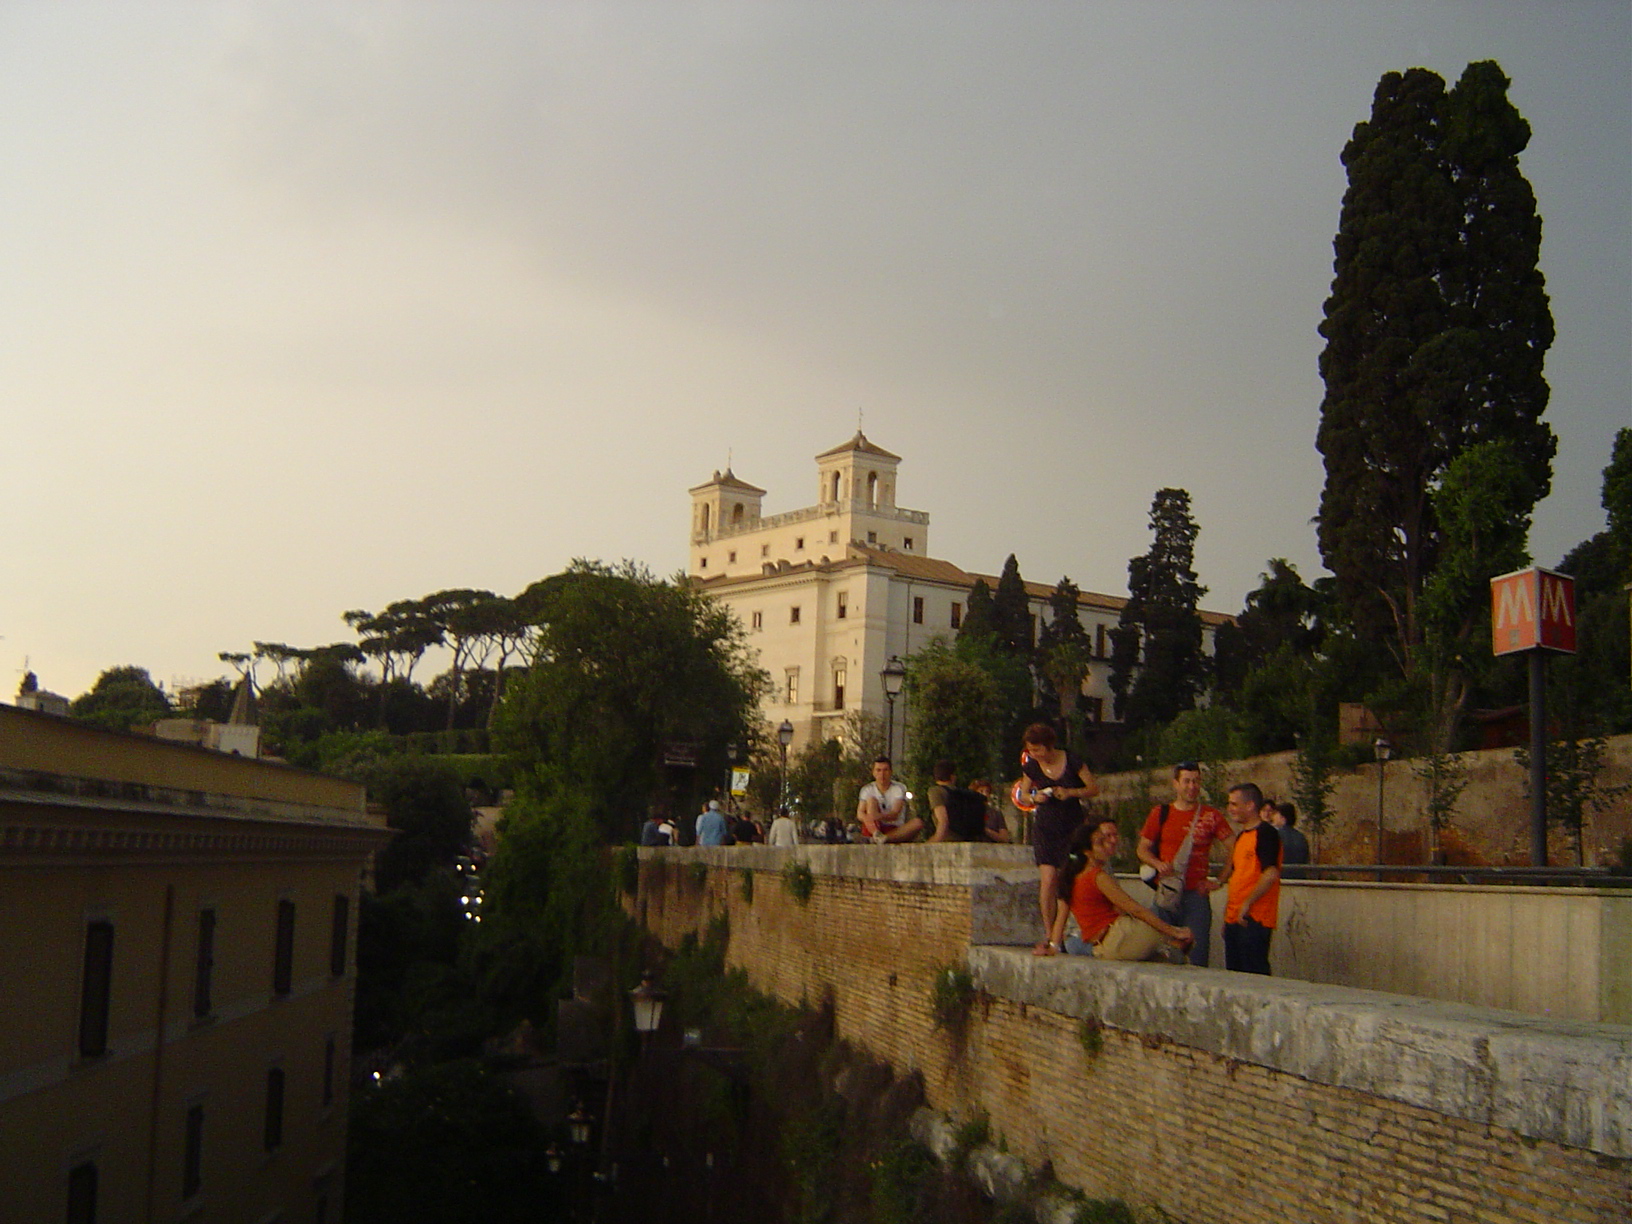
[{"xmin": 1271, "ymin": 802, "xmax": 1310, "ymax": 876}]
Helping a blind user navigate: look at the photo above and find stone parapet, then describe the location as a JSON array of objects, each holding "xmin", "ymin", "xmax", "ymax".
[
  {"xmin": 630, "ymin": 847, "xmax": 1632, "ymax": 1222},
  {"xmin": 971, "ymin": 945, "xmax": 1632, "ymax": 1159}
]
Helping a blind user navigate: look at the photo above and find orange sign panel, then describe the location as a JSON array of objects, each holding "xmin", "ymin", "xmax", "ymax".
[{"xmin": 1490, "ymin": 567, "xmax": 1576, "ymax": 656}]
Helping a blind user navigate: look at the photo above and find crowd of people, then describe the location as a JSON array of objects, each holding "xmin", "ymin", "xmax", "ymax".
[{"xmin": 639, "ymin": 725, "xmax": 1314, "ymax": 975}]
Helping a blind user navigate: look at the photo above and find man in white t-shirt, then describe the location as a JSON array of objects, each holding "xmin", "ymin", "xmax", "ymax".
[{"xmin": 857, "ymin": 757, "xmax": 921, "ymax": 843}]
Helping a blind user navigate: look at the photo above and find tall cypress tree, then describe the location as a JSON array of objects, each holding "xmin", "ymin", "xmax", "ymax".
[
  {"xmin": 1316, "ymin": 61, "xmax": 1554, "ymax": 681},
  {"xmin": 1109, "ymin": 489, "xmax": 1207, "ymax": 729},
  {"xmin": 991, "ymin": 554, "xmax": 1035, "ymax": 658}
]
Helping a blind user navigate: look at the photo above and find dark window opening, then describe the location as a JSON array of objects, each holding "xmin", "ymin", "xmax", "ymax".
[
  {"xmin": 67, "ymin": 1161, "xmax": 97, "ymax": 1224},
  {"xmin": 183, "ymin": 1106, "xmax": 204, "ymax": 1199},
  {"xmin": 950, "ymin": 602, "xmax": 962, "ymax": 629},
  {"xmin": 790, "ymin": 606, "xmax": 801, "ymax": 625},
  {"xmin": 78, "ymin": 921, "xmax": 114, "ymax": 1058},
  {"xmin": 264, "ymin": 1067, "xmax": 286, "ymax": 1151},
  {"xmin": 912, "ymin": 597, "xmax": 924, "ymax": 625},
  {"xmin": 273, "ymin": 900, "xmax": 295, "ymax": 997},
  {"xmin": 329, "ymin": 896, "xmax": 349, "ymax": 978},
  {"xmin": 193, "ymin": 909, "xmax": 216, "ymax": 1018}
]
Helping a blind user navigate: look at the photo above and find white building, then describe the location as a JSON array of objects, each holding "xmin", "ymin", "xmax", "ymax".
[{"xmin": 689, "ymin": 432, "xmax": 1229, "ymax": 752}]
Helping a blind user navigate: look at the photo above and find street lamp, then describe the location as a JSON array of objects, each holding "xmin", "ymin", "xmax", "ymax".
[
  {"xmin": 880, "ymin": 656, "xmax": 906, "ymax": 760},
  {"xmin": 567, "ymin": 1101, "xmax": 592, "ymax": 1148},
  {"xmin": 777, "ymin": 720, "xmax": 794, "ymax": 809},
  {"xmin": 629, "ymin": 971, "xmax": 668, "ymax": 1042},
  {"xmin": 1374, "ymin": 735, "xmax": 1393, "ymax": 868}
]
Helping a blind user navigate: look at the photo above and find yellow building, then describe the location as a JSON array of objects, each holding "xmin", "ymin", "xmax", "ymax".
[{"xmin": 0, "ymin": 704, "xmax": 391, "ymax": 1224}]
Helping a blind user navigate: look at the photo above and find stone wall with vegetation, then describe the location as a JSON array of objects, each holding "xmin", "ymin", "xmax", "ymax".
[
  {"xmin": 1093, "ymin": 732, "xmax": 1632, "ymax": 868},
  {"xmin": 632, "ymin": 846, "xmax": 1631, "ymax": 1224}
]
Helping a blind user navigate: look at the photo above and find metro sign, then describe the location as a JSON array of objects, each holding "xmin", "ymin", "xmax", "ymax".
[{"xmin": 1491, "ymin": 567, "xmax": 1576, "ymax": 656}]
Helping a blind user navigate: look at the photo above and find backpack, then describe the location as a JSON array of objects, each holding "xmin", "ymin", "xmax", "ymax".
[{"xmin": 943, "ymin": 787, "xmax": 990, "ymax": 842}]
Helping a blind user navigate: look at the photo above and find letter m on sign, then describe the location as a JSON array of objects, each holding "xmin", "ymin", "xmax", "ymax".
[{"xmin": 1491, "ymin": 567, "xmax": 1576, "ymax": 656}]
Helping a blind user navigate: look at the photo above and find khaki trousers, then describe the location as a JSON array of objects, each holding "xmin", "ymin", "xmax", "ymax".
[{"xmin": 1094, "ymin": 914, "xmax": 1164, "ymax": 962}]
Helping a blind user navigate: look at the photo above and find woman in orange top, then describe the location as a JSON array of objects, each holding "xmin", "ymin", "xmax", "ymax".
[{"xmin": 1050, "ymin": 819, "xmax": 1193, "ymax": 961}]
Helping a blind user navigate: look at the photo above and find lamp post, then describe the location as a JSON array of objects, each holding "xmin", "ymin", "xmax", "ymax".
[
  {"xmin": 1374, "ymin": 735, "xmax": 1393, "ymax": 868},
  {"xmin": 629, "ymin": 971, "xmax": 668, "ymax": 1052},
  {"xmin": 777, "ymin": 720, "xmax": 794, "ymax": 810},
  {"xmin": 880, "ymin": 655, "xmax": 906, "ymax": 761}
]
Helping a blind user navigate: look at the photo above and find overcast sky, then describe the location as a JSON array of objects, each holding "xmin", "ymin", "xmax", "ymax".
[{"xmin": 2, "ymin": 2, "xmax": 1627, "ymax": 699}]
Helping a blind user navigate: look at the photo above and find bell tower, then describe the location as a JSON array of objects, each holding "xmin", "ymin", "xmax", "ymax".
[{"xmin": 688, "ymin": 467, "xmax": 766, "ymax": 572}]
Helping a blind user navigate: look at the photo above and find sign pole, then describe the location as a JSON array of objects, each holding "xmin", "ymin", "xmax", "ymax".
[
  {"xmin": 1528, "ymin": 650, "xmax": 1547, "ymax": 868},
  {"xmin": 1491, "ymin": 566, "xmax": 1576, "ymax": 869}
]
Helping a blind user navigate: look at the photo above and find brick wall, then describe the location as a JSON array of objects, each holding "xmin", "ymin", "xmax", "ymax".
[{"xmin": 632, "ymin": 847, "xmax": 1631, "ymax": 1224}]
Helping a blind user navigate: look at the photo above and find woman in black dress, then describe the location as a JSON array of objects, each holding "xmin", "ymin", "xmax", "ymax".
[{"xmin": 1020, "ymin": 722, "xmax": 1099, "ymax": 955}]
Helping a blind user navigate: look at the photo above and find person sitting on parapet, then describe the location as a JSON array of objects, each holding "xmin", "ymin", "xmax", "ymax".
[
  {"xmin": 1050, "ymin": 819, "xmax": 1194, "ymax": 961},
  {"xmin": 857, "ymin": 756, "xmax": 921, "ymax": 843},
  {"xmin": 767, "ymin": 806, "xmax": 800, "ymax": 848},
  {"xmin": 1216, "ymin": 784, "xmax": 1283, "ymax": 975},
  {"xmin": 695, "ymin": 799, "xmax": 731, "ymax": 847},
  {"xmin": 926, "ymin": 760, "xmax": 997, "ymax": 843},
  {"xmin": 968, "ymin": 778, "xmax": 1012, "ymax": 843},
  {"xmin": 639, "ymin": 810, "xmax": 671, "ymax": 847},
  {"xmin": 1270, "ymin": 801, "xmax": 1310, "ymax": 876}
]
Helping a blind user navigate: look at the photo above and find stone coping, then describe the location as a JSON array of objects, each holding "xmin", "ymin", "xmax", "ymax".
[
  {"xmin": 637, "ymin": 842, "xmax": 1036, "ymax": 887},
  {"xmin": 639, "ymin": 845, "xmax": 1628, "ymax": 898},
  {"xmin": 970, "ymin": 945, "xmax": 1632, "ymax": 1159}
]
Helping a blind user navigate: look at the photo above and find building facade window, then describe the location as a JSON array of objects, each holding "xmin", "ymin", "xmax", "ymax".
[
  {"xmin": 829, "ymin": 530, "xmax": 838, "ymax": 544},
  {"xmin": 78, "ymin": 920, "xmax": 114, "ymax": 1058},
  {"xmin": 760, "ymin": 544, "xmax": 769, "ymax": 557},
  {"xmin": 1086, "ymin": 696, "xmax": 1104, "ymax": 723},
  {"xmin": 784, "ymin": 669, "xmax": 799, "ymax": 705},
  {"xmin": 866, "ymin": 530, "xmax": 877, "ymax": 544},
  {"xmin": 67, "ymin": 1161, "xmax": 97, "ymax": 1224},
  {"xmin": 329, "ymin": 895, "xmax": 349, "ymax": 978},
  {"xmin": 750, "ymin": 611, "xmax": 763, "ymax": 630},
  {"xmin": 950, "ymin": 602, "xmax": 962, "ymax": 629},
  {"xmin": 912, "ymin": 597, "xmax": 924, "ymax": 625},
  {"xmin": 273, "ymin": 900, "xmax": 295, "ymax": 997},
  {"xmin": 904, "ymin": 536, "xmax": 914, "ymax": 551},
  {"xmin": 728, "ymin": 550, "xmax": 737, "ymax": 563},
  {"xmin": 836, "ymin": 592, "xmax": 847, "ymax": 619},
  {"xmin": 263, "ymin": 1067, "xmax": 285, "ymax": 1152},
  {"xmin": 183, "ymin": 1105, "xmax": 204, "ymax": 1199},
  {"xmin": 193, "ymin": 909, "xmax": 216, "ymax": 1019},
  {"xmin": 699, "ymin": 557, "xmax": 708, "ymax": 569},
  {"xmin": 1096, "ymin": 624, "xmax": 1107, "ymax": 658},
  {"xmin": 790, "ymin": 606, "xmax": 801, "ymax": 625},
  {"xmin": 833, "ymin": 669, "xmax": 846, "ymax": 710},
  {"xmin": 795, "ymin": 537, "xmax": 805, "ymax": 550}
]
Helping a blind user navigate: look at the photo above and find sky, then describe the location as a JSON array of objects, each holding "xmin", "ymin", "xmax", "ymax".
[{"xmin": 2, "ymin": 2, "xmax": 1627, "ymax": 699}]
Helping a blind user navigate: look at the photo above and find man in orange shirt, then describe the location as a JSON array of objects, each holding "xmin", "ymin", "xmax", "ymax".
[
  {"xmin": 1216, "ymin": 783, "xmax": 1282, "ymax": 975},
  {"xmin": 1136, "ymin": 762, "xmax": 1230, "ymax": 966}
]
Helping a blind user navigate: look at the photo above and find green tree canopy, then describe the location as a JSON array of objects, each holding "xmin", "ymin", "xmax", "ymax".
[
  {"xmin": 1316, "ymin": 61, "xmax": 1554, "ymax": 687},
  {"xmin": 70, "ymin": 666, "xmax": 172, "ymax": 731},
  {"xmin": 1109, "ymin": 488, "xmax": 1207, "ymax": 729},
  {"xmin": 493, "ymin": 560, "xmax": 767, "ymax": 840},
  {"xmin": 990, "ymin": 554, "xmax": 1035, "ymax": 657}
]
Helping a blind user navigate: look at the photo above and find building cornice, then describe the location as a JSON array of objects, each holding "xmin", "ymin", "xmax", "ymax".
[{"xmin": 0, "ymin": 768, "xmax": 392, "ymax": 864}]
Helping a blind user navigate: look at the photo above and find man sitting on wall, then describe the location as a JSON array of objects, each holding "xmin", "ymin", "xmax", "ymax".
[
  {"xmin": 695, "ymin": 800, "xmax": 731, "ymax": 847},
  {"xmin": 857, "ymin": 757, "xmax": 920, "ymax": 843},
  {"xmin": 926, "ymin": 760, "xmax": 996, "ymax": 843}
]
